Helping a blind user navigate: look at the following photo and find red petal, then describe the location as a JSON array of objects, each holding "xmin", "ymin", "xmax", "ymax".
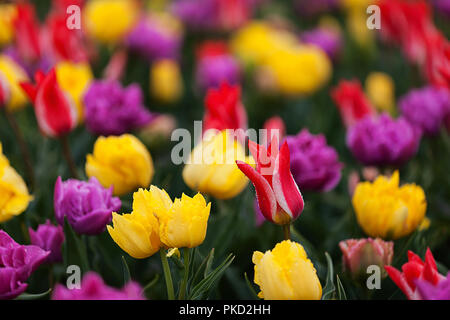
[
  {"xmin": 385, "ymin": 265, "xmax": 415, "ymax": 300},
  {"xmin": 19, "ymin": 82, "xmax": 37, "ymax": 103},
  {"xmin": 423, "ymin": 248, "xmax": 440, "ymax": 285}
]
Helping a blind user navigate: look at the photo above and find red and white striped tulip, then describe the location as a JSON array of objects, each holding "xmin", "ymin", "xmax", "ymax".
[
  {"xmin": 0, "ymin": 72, "xmax": 10, "ymax": 107},
  {"xmin": 20, "ymin": 69, "xmax": 77, "ymax": 137},
  {"xmin": 236, "ymin": 137, "xmax": 304, "ymax": 225}
]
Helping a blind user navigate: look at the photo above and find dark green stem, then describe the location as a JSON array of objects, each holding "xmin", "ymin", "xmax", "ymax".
[{"xmin": 160, "ymin": 248, "xmax": 175, "ymax": 300}]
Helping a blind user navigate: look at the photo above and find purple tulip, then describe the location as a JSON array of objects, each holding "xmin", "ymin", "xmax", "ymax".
[
  {"xmin": 416, "ymin": 273, "xmax": 450, "ymax": 300},
  {"xmin": 399, "ymin": 86, "xmax": 450, "ymax": 136},
  {"xmin": 54, "ymin": 176, "xmax": 121, "ymax": 235},
  {"xmin": 284, "ymin": 129, "xmax": 343, "ymax": 192},
  {"xmin": 52, "ymin": 272, "xmax": 145, "ymax": 300},
  {"xmin": 126, "ymin": 18, "xmax": 181, "ymax": 61},
  {"xmin": 301, "ymin": 28, "xmax": 342, "ymax": 61},
  {"xmin": 29, "ymin": 220, "xmax": 65, "ymax": 263},
  {"xmin": 0, "ymin": 230, "xmax": 49, "ymax": 300},
  {"xmin": 83, "ymin": 80, "xmax": 157, "ymax": 136},
  {"xmin": 434, "ymin": 0, "xmax": 450, "ymax": 18},
  {"xmin": 196, "ymin": 55, "xmax": 240, "ymax": 90},
  {"xmin": 346, "ymin": 113, "xmax": 421, "ymax": 167}
]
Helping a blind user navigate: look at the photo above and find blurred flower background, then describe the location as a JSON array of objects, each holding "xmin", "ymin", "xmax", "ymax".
[{"xmin": 0, "ymin": 0, "xmax": 449, "ymax": 300}]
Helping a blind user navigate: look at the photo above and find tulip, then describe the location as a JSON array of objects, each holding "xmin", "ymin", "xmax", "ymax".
[
  {"xmin": 86, "ymin": 134, "xmax": 154, "ymax": 196},
  {"xmin": 0, "ymin": 72, "xmax": 9, "ymax": 106},
  {"xmin": 385, "ymin": 248, "xmax": 445, "ymax": 300},
  {"xmin": 236, "ymin": 138, "xmax": 304, "ymax": 226},
  {"xmin": 365, "ymin": 72, "xmax": 395, "ymax": 114},
  {"xmin": 331, "ymin": 79, "xmax": 375, "ymax": 128},
  {"xmin": 0, "ymin": 143, "xmax": 33, "ymax": 223},
  {"xmin": 152, "ymin": 186, "xmax": 211, "ymax": 249},
  {"xmin": 203, "ymin": 82, "xmax": 247, "ymax": 135},
  {"xmin": 12, "ymin": 3, "xmax": 41, "ymax": 63},
  {"xmin": 261, "ymin": 116, "xmax": 286, "ymax": 147},
  {"xmin": 20, "ymin": 68, "xmax": 78, "ymax": 137},
  {"xmin": 54, "ymin": 176, "xmax": 121, "ymax": 235},
  {"xmin": 83, "ymin": 0, "xmax": 139, "ymax": 45},
  {"xmin": 107, "ymin": 189, "xmax": 161, "ymax": 259},
  {"xmin": 301, "ymin": 27, "xmax": 342, "ymax": 61},
  {"xmin": 252, "ymin": 240, "xmax": 322, "ymax": 300},
  {"xmin": 150, "ymin": 59, "xmax": 183, "ymax": 103},
  {"xmin": 352, "ymin": 171, "xmax": 427, "ymax": 239},
  {"xmin": 416, "ymin": 273, "xmax": 450, "ymax": 300},
  {"xmin": 0, "ymin": 54, "xmax": 29, "ymax": 111},
  {"xmin": 83, "ymin": 80, "xmax": 156, "ymax": 136},
  {"xmin": 55, "ymin": 61, "xmax": 93, "ymax": 122},
  {"xmin": 52, "ymin": 272, "xmax": 145, "ymax": 300},
  {"xmin": 284, "ymin": 129, "xmax": 343, "ymax": 193},
  {"xmin": 0, "ymin": 230, "xmax": 49, "ymax": 300},
  {"xmin": 0, "ymin": 4, "xmax": 16, "ymax": 47},
  {"xmin": 182, "ymin": 130, "xmax": 250, "ymax": 200},
  {"xmin": 339, "ymin": 238, "xmax": 394, "ymax": 280},
  {"xmin": 29, "ymin": 220, "xmax": 65, "ymax": 263}
]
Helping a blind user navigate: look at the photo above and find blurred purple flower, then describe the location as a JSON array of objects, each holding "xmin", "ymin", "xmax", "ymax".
[
  {"xmin": 126, "ymin": 18, "xmax": 181, "ymax": 61},
  {"xmin": 284, "ymin": 129, "xmax": 343, "ymax": 192},
  {"xmin": 83, "ymin": 80, "xmax": 157, "ymax": 136},
  {"xmin": 346, "ymin": 113, "xmax": 421, "ymax": 167},
  {"xmin": 52, "ymin": 272, "xmax": 145, "ymax": 300},
  {"xmin": 0, "ymin": 230, "xmax": 49, "ymax": 300},
  {"xmin": 29, "ymin": 220, "xmax": 65, "ymax": 263},
  {"xmin": 3, "ymin": 46, "xmax": 53, "ymax": 78},
  {"xmin": 54, "ymin": 176, "xmax": 121, "ymax": 235},
  {"xmin": 301, "ymin": 28, "xmax": 341, "ymax": 61},
  {"xmin": 416, "ymin": 273, "xmax": 450, "ymax": 300},
  {"xmin": 399, "ymin": 86, "xmax": 450, "ymax": 136},
  {"xmin": 434, "ymin": 0, "xmax": 450, "ymax": 18},
  {"xmin": 295, "ymin": 0, "xmax": 338, "ymax": 17}
]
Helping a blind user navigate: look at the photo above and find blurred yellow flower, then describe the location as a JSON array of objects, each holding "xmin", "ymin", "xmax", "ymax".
[
  {"xmin": 182, "ymin": 130, "xmax": 250, "ymax": 200},
  {"xmin": 83, "ymin": 0, "xmax": 138, "ymax": 45},
  {"xmin": 0, "ymin": 4, "xmax": 16, "ymax": 47},
  {"xmin": 86, "ymin": 134, "xmax": 154, "ymax": 196},
  {"xmin": 352, "ymin": 171, "xmax": 427, "ymax": 240},
  {"xmin": 150, "ymin": 185, "xmax": 211, "ymax": 249},
  {"xmin": 253, "ymin": 240, "xmax": 322, "ymax": 300},
  {"xmin": 0, "ymin": 143, "xmax": 33, "ymax": 223},
  {"xmin": 231, "ymin": 21, "xmax": 331, "ymax": 95},
  {"xmin": 150, "ymin": 59, "xmax": 183, "ymax": 103},
  {"xmin": 0, "ymin": 55, "xmax": 29, "ymax": 111},
  {"xmin": 56, "ymin": 61, "xmax": 93, "ymax": 122},
  {"xmin": 108, "ymin": 189, "xmax": 161, "ymax": 258},
  {"xmin": 365, "ymin": 72, "xmax": 395, "ymax": 113}
]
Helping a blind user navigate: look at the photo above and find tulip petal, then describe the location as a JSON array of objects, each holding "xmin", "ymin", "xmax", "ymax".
[{"xmin": 236, "ymin": 160, "xmax": 277, "ymax": 222}]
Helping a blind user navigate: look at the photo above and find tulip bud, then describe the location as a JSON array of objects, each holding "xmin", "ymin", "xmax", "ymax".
[
  {"xmin": 85, "ymin": 134, "xmax": 154, "ymax": 196},
  {"xmin": 365, "ymin": 72, "xmax": 395, "ymax": 114},
  {"xmin": 29, "ymin": 220, "xmax": 65, "ymax": 263},
  {"xmin": 150, "ymin": 59, "xmax": 183, "ymax": 104},
  {"xmin": 252, "ymin": 240, "xmax": 322, "ymax": 300},
  {"xmin": 339, "ymin": 238, "xmax": 393, "ymax": 280}
]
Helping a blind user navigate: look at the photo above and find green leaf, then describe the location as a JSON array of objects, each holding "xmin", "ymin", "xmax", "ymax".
[
  {"xmin": 336, "ymin": 275, "xmax": 347, "ymax": 300},
  {"xmin": 321, "ymin": 252, "xmax": 336, "ymax": 300},
  {"xmin": 204, "ymin": 248, "xmax": 215, "ymax": 278},
  {"xmin": 63, "ymin": 219, "xmax": 89, "ymax": 273},
  {"xmin": 121, "ymin": 255, "xmax": 131, "ymax": 284},
  {"xmin": 188, "ymin": 253, "xmax": 235, "ymax": 300},
  {"xmin": 15, "ymin": 288, "xmax": 52, "ymax": 300},
  {"xmin": 190, "ymin": 248, "xmax": 214, "ymax": 286},
  {"xmin": 244, "ymin": 272, "xmax": 259, "ymax": 300}
]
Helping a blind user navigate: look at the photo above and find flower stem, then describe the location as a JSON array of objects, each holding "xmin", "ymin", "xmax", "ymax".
[
  {"xmin": 160, "ymin": 248, "xmax": 175, "ymax": 300},
  {"xmin": 283, "ymin": 223, "xmax": 291, "ymax": 241},
  {"xmin": 60, "ymin": 135, "xmax": 79, "ymax": 179},
  {"xmin": 2, "ymin": 108, "xmax": 35, "ymax": 190},
  {"xmin": 178, "ymin": 248, "xmax": 190, "ymax": 300}
]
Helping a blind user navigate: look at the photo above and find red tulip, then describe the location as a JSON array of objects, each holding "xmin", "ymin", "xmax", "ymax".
[
  {"xmin": 331, "ymin": 80, "xmax": 375, "ymax": 128},
  {"xmin": 20, "ymin": 69, "xmax": 77, "ymax": 137},
  {"xmin": 236, "ymin": 137, "xmax": 304, "ymax": 225},
  {"xmin": 385, "ymin": 248, "xmax": 446, "ymax": 300},
  {"xmin": 13, "ymin": 3, "xmax": 42, "ymax": 63},
  {"xmin": 262, "ymin": 116, "xmax": 286, "ymax": 147},
  {"xmin": 196, "ymin": 41, "xmax": 229, "ymax": 60},
  {"xmin": 203, "ymin": 82, "xmax": 248, "ymax": 134}
]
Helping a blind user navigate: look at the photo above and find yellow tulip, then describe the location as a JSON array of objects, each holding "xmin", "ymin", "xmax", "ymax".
[
  {"xmin": 150, "ymin": 185, "xmax": 211, "ymax": 249},
  {"xmin": 252, "ymin": 240, "xmax": 322, "ymax": 300},
  {"xmin": 182, "ymin": 130, "xmax": 250, "ymax": 200},
  {"xmin": 55, "ymin": 61, "xmax": 93, "ymax": 122},
  {"xmin": 365, "ymin": 72, "xmax": 395, "ymax": 114},
  {"xmin": 0, "ymin": 143, "xmax": 33, "ymax": 223},
  {"xmin": 0, "ymin": 55, "xmax": 29, "ymax": 111},
  {"xmin": 83, "ymin": 0, "xmax": 138, "ymax": 45},
  {"xmin": 352, "ymin": 171, "xmax": 427, "ymax": 239},
  {"xmin": 0, "ymin": 4, "xmax": 16, "ymax": 47},
  {"xmin": 107, "ymin": 189, "xmax": 160, "ymax": 258},
  {"xmin": 150, "ymin": 59, "xmax": 183, "ymax": 103},
  {"xmin": 86, "ymin": 134, "xmax": 154, "ymax": 196}
]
